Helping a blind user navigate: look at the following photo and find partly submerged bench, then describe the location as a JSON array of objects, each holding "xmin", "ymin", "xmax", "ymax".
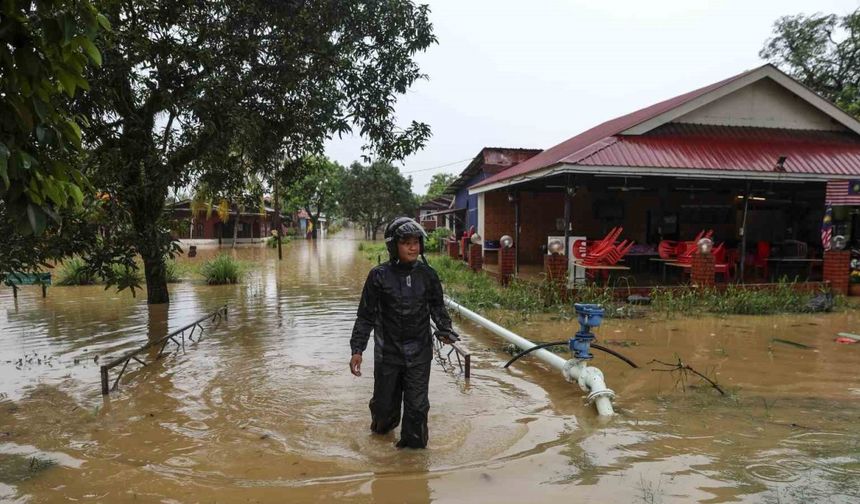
[{"xmin": 4, "ymin": 272, "xmax": 52, "ymax": 298}]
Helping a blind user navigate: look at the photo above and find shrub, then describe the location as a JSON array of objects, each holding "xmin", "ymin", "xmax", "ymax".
[
  {"xmin": 266, "ymin": 235, "xmax": 291, "ymax": 248},
  {"xmin": 165, "ymin": 259, "xmax": 182, "ymax": 283},
  {"xmin": 108, "ymin": 263, "xmax": 144, "ymax": 286},
  {"xmin": 200, "ymin": 254, "xmax": 242, "ymax": 285},
  {"xmin": 57, "ymin": 257, "xmax": 97, "ymax": 286},
  {"xmin": 426, "ymin": 227, "xmax": 453, "ymax": 253}
]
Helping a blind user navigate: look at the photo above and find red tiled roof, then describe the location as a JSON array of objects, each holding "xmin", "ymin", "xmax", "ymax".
[
  {"xmin": 571, "ymin": 124, "xmax": 860, "ymax": 176},
  {"xmin": 472, "ymin": 66, "xmax": 759, "ymax": 188}
]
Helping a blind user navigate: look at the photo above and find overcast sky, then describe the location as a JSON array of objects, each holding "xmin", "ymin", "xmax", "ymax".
[{"xmin": 324, "ymin": 0, "xmax": 860, "ymax": 195}]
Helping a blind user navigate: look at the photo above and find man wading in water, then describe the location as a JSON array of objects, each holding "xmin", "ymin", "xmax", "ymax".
[{"xmin": 350, "ymin": 217, "xmax": 457, "ymax": 448}]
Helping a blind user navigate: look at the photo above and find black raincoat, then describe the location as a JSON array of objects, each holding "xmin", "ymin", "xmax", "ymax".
[{"xmin": 350, "ymin": 260, "xmax": 454, "ymax": 448}]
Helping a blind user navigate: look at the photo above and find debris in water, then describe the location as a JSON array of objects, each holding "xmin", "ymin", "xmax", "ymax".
[
  {"xmin": 604, "ymin": 339, "xmax": 639, "ymax": 347},
  {"xmin": 650, "ymin": 357, "xmax": 726, "ymax": 396},
  {"xmin": 805, "ymin": 292, "xmax": 834, "ymax": 313},
  {"xmin": 837, "ymin": 332, "xmax": 860, "ymax": 342},
  {"xmin": 771, "ymin": 338, "xmax": 815, "ymax": 349}
]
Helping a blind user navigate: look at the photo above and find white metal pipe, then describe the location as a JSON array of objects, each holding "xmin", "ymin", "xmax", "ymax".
[{"xmin": 445, "ymin": 296, "xmax": 615, "ymax": 415}]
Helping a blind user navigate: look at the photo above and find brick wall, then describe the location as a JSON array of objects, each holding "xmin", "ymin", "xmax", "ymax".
[
  {"xmin": 499, "ymin": 247, "xmax": 516, "ymax": 285},
  {"xmin": 468, "ymin": 243, "xmax": 483, "ymax": 272},
  {"xmin": 691, "ymin": 251, "xmax": 715, "ymax": 287},
  {"xmin": 823, "ymin": 250, "xmax": 850, "ymax": 295},
  {"xmin": 544, "ymin": 254, "xmax": 568, "ymax": 282},
  {"xmin": 447, "ymin": 240, "xmax": 459, "ymax": 259}
]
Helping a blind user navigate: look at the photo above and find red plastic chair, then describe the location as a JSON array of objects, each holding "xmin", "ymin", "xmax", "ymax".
[
  {"xmin": 753, "ymin": 241, "xmax": 770, "ymax": 279},
  {"xmin": 587, "ymin": 227, "xmax": 622, "ymax": 255},
  {"xmin": 714, "ymin": 243, "xmax": 731, "ymax": 282},
  {"xmin": 658, "ymin": 240, "xmax": 677, "ymax": 259}
]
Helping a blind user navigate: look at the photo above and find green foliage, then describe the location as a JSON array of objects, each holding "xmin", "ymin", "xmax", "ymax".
[
  {"xmin": 426, "ymin": 227, "xmax": 453, "ymax": 253},
  {"xmin": 1, "ymin": 0, "xmax": 107, "ymax": 235},
  {"xmin": 77, "ymin": 0, "xmax": 436, "ymax": 304},
  {"xmin": 57, "ymin": 256, "xmax": 96, "ymax": 286},
  {"xmin": 0, "ymin": 196, "xmax": 142, "ymax": 295},
  {"xmin": 283, "ymin": 156, "xmax": 345, "ymax": 238},
  {"xmin": 342, "ymin": 161, "xmax": 417, "ymax": 240},
  {"xmin": 423, "ymin": 173, "xmax": 457, "ymax": 201},
  {"xmin": 164, "ymin": 258, "xmax": 182, "ymax": 283},
  {"xmin": 108, "ymin": 262, "xmax": 143, "ymax": 287},
  {"xmin": 200, "ymin": 254, "xmax": 242, "ymax": 285},
  {"xmin": 266, "ymin": 235, "xmax": 291, "ymax": 248},
  {"xmin": 761, "ymin": 8, "xmax": 860, "ymax": 118},
  {"xmin": 359, "ymin": 241, "xmax": 387, "ymax": 263}
]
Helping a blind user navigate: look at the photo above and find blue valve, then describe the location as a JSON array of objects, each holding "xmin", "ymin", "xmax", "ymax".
[{"xmin": 570, "ymin": 303, "xmax": 604, "ymax": 360}]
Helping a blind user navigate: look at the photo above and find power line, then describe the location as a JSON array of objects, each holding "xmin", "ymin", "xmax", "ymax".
[{"xmin": 400, "ymin": 156, "xmax": 473, "ymax": 174}]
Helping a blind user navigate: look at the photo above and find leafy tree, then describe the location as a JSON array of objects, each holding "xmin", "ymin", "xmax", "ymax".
[
  {"xmin": 761, "ymin": 8, "xmax": 860, "ymax": 117},
  {"xmin": 284, "ymin": 156, "xmax": 345, "ymax": 239},
  {"xmin": 342, "ymin": 161, "xmax": 416, "ymax": 240},
  {"xmin": 1, "ymin": 0, "xmax": 107, "ymax": 235},
  {"xmin": 78, "ymin": 0, "xmax": 436, "ymax": 304},
  {"xmin": 423, "ymin": 172, "xmax": 456, "ymax": 201},
  {"xmin": 0, "ymin": 195, "xmax": 141, "ymax": 295}
]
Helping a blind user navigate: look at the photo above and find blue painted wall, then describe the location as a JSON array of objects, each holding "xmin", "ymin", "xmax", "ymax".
[{"xmin": 455, "ymin": 173, "xmax": 489, "ymax": 234}]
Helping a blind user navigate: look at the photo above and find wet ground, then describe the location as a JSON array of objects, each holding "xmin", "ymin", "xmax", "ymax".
[{"xmin": 1, "ymin": 232, "xmax": 859, "ymax": 503}]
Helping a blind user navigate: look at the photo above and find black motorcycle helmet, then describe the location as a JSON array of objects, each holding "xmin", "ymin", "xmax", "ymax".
[{"xmin": 384, "ymin": 217, "xmax": 428, "ymax": 263}]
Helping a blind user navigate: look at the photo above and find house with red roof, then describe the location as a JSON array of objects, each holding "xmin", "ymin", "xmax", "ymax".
[{"xmin": 468, "ymin": 64, "xmax": 860, "ymax": 289}]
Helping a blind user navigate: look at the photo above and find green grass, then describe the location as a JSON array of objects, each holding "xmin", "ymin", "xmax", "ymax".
[
  {"xmin": 265, "ymin": 235, "xmax": 292, "ymax": 248},
  {"xmin": 649, "ymin": 280, "xmax": 832, "ymax": 316},
  {"xmin": 56, "ymin": 256, "xmax": 97, "ymax": 286},
  {"xmin": 359, "ymin": 242, "xmax": 388, "ymax": 263},
  {"xmin": 427, "ymin": 254, "xmax": 624, "ymax": 317},
  {"xmin": 200, "ymin": 253, "xmax": 242, "ymax": 285}
]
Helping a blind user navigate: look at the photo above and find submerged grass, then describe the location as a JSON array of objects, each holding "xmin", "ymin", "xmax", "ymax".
[
  {"xmin": 650, "ymin": 280, "xmax": 833, "ymax": 316},
  {"xmin": 200, "ymin": 253, "xmax": 242, "ymax": 285},
  {"xmin": 56, "ymin": 257, "xmax": 97, "ymax": 286},
  {"xmin": 265, "ymin": 235, "xmax": 292, "ymax": 248}
]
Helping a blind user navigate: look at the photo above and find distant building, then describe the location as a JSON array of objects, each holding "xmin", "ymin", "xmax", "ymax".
[
  {"xmin": 444, "ymin": 148, "xmax": 541, "ymax": 238},
  {"xmin": 170, "ymin": 199, "xmax": 282, "ymax": 245},
  {"xmin": 418, "ymin": 196, "xmax": 454, "ymax": 231}
]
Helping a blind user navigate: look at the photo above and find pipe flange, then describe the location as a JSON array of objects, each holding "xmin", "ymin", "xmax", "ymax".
[{"xmin": 585, "ymin": 388, "xmax": 615, "ymax": 405}]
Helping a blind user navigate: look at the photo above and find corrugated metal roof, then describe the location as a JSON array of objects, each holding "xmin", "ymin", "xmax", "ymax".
[
  {"xmin": 572, "ymin": 124, "xmax": 860, "ymax": 176},
  {"xmin": 472, "ymin": 66, "xmax": 760, "ymax": 189},
  {"xmin": 472, "ymin": 64, "xmax": 860, "ymax": 189}
]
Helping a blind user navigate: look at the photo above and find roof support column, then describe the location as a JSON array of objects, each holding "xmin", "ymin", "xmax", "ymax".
[{"xmin": 739, "ymin": 181, "xmax": 751, "ymax": 283}]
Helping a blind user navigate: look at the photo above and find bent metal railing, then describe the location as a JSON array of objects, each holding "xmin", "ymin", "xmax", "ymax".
[
  {"xmin": 430, "ymin": 322, "xmax": 471, "ymax": 379},
  {"xmin": 100, "ymin": 305, "xmax": 228, "ymax": 394}
]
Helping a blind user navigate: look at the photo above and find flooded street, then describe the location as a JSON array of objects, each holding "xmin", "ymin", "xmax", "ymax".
[{"xmin": 2, "ymin": 233, "xmax": 860, "ymax": 503}]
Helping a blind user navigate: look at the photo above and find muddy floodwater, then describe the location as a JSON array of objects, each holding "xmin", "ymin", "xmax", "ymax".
[{"xmin": 2, "ymin": 233, "xmax": 860, "ymax": 503}]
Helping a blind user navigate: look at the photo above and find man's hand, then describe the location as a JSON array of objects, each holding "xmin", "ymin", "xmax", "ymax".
[
  {"xmin": 350, "ymin": 353, "xmax": 362, "ymax": 377},
  {"xmin": 435, "ymin": 330, "xmax": 459, "ymax": 345}
]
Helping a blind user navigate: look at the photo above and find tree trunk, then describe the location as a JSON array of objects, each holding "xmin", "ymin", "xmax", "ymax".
[
  {"xmin": 232, "ymin": 211, "xmax": 239, "ymax": 248},
  {"xmin": 274, "ymin": 179, "xmax": 282, "ymax": 260},
  {"xmin": 218, "ymin": 223, "xmax": 223, "ymax": 245},
  {"xmin": 142, "ymin": 252, "xmax": 169, "ymax": 305}
]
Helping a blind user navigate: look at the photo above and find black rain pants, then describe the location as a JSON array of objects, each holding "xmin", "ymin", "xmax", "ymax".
[{"xmin": 369, "ymin": 360, "xmax": 431, "ymax": 448}]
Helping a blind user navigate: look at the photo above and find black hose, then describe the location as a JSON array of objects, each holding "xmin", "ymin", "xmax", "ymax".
[
  {"xmin": 503, "ymin": 341, "xmax": 639, "ymax": 369},
  {"xmin": 591, "ymin": 343, "xmax": 639, "ymax": 368},
  {"xmin": 503, "ymin": 341, "xmax": 567, "ymax": 368}
]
